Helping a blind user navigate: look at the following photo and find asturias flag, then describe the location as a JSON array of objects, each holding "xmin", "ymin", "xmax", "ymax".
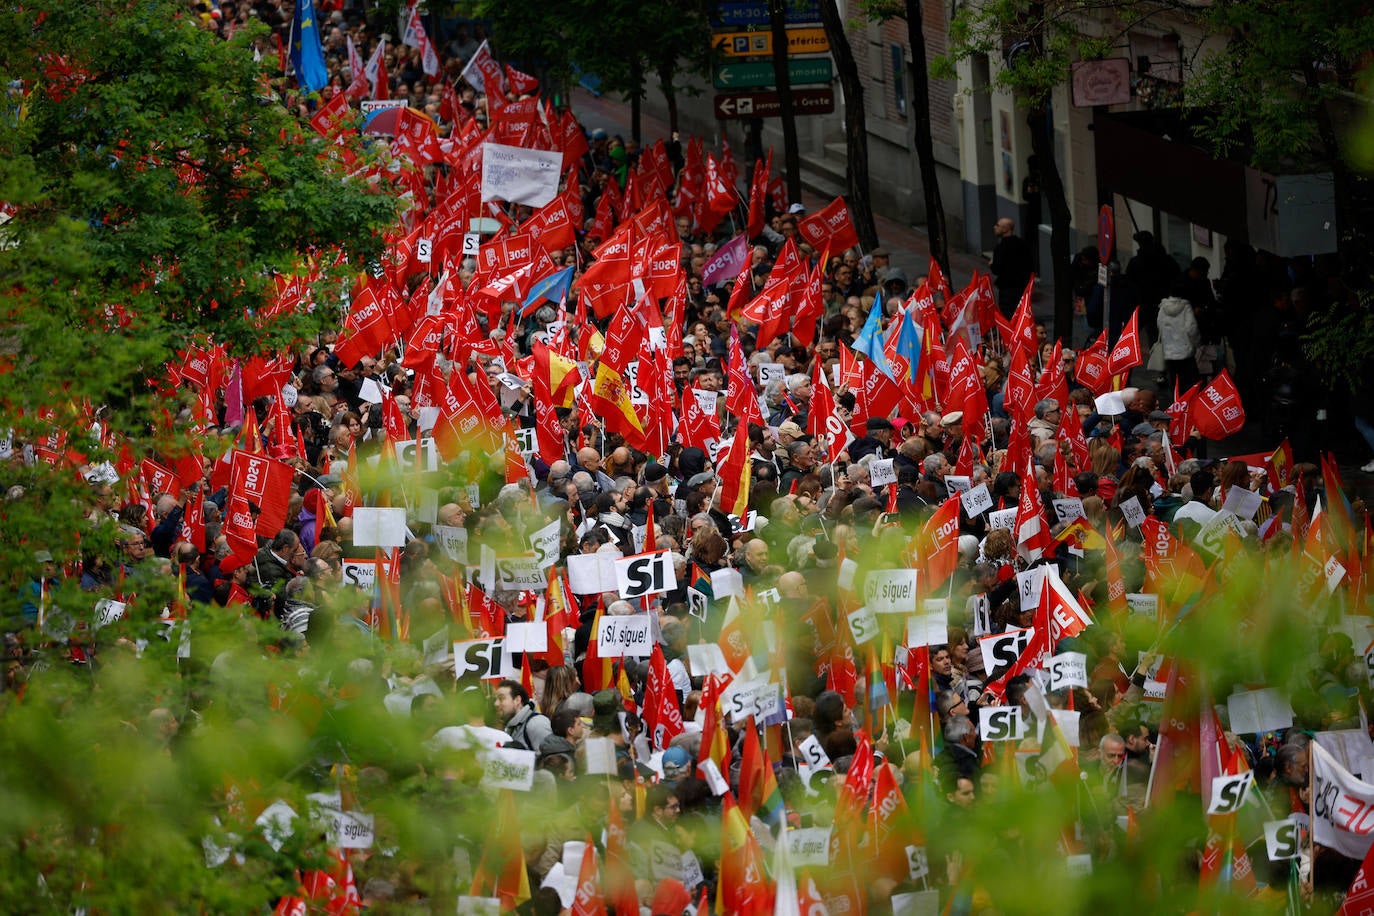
[{"xmin": 291, "ymin": 0, "xmax": 330, "ymax": 93}]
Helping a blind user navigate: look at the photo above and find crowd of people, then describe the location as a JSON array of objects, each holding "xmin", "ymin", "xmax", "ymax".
[{"xmin": 6, "ymin": 1, "xmax": 1374, "ymax": 914}]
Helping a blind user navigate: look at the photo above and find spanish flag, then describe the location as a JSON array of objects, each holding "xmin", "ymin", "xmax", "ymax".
[
  {"xmin": 586, "ymin": 362, "xmax": 645, "ymax": 449},
  {"xmin": 1054, "ymin": 516, "xmax": 1105, "ymax": 550},
  {"xmin": 715, "ymin": 425, "xmax": 752, "ymax": 518}
]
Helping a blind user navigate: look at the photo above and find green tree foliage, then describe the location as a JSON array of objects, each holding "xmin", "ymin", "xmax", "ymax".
[
  {"xmin": 0, "ymin": 1, "xmax": 396, "ymax": 569},
  {"xmin": 463, "ymin": 0, "xmax": 713, "ymax": 139}
]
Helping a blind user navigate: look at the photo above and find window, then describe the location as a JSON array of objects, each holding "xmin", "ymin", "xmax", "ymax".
[{"xmin": 891, "ymin": 44, "xmax": 907, "ymax": 116}]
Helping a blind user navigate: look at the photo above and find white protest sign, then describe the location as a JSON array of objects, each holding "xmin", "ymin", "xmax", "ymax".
[
  {"xmin": 423, "ymin": 628, "xmax": 450, "ymax": 666},
  {"xmin": 723, "ymin": 678, "xmax": 781, "ymax": 724},
  {"xmin": 1207, "ymin": 771, "xmax": 1255, "ymax": 814},
  {"xmin": 1066, "ymin": 854, "xmax": 1094, "ymax": 878},
  {"xmin": 989, "ymin": 508, "xmax": 1017, "ymax": 530},
  {"xmin": 614, "ymin": 550, "xmax": 676, "ymax": 599},
  {"xmin": 1126, "ymin": 593, "xmax": 1159, "ymax": 618},
  {"xmin": 1048, "ymin": 651, "xmax": 1088, "ymax": 692},
  {"xmin": 335, "ymin": 809, "xmax": 375, "ymax": 849},
  {"xmin": 583, "ymin": 737, "xmax": 618, "ymax": 775},
  {"xmin": 94, "ymin": 599, "xmax": 126, "ymax": 629},
  {"xmin": 529, "ymin": 519, "xmax": 562, "ymax": 570},
  {"xmin": 480, "ymin": 142, "xmax": 562, "ymax": 207},
  {"xmin": 837, "ymin": 557, "xmax": 858, "ymax": 591},
  {"xmin": 979, "ymin": 706, "xmax": 1028, "ymax": 741},
  {"xmin": 341, "ymin": 558, "xmax": 391, "ymax": 591},
  {"xmin": 495, "ymin": 553, "xmax": 545, "ymax": 591},
  {"xmin": 255, "ymin": 800, "xmax": 297, "ymax": 853},
  {"xmin": 979, "ymin": 627, "xmax": 1034, "ymax": 683},
  {"xmin": 482, "ymin": 747, "xmax": 537, "ymax": 791},
  {"xmin": 566, "ymin": 553, "xmax": 616, "ymax": 594},
  {"xmin": 394, "ymin": 437, "xmax": 440, "ymax": 472},
  {"xmin": 797, "ymin": 734, "xmax": 831, "ymax": 770},
  {"xmin": 961, "ymin": 482, "xmax": 993, "ymax": 516},
  {"xmin": 692, "ymin": 388, "xmax": 719, "ymax": 414},
  {"xmin": 432, "ymin": 524, "xmax": 469, "ymax": 563},
  {"xmin": 905, "ymin": 845, "xmax": 930, "ymax": 881},
  {"xmin": 686, "ymin": 643, "xmax": 730, "ymax": 677},
  {"xmin": 789, "ymin": 827, "xmax": 833, "ymax": 867},
  {"xmin": 891, "ymin": 890, "xmax": 941, "ymax": 916},
  {"xmin": 711, "ymin": 567, "xmax": 744, "ymax": 599},
  {"xmin": 972, "ymin": 594, "xmax": 992, "ymax": 637},
  {"xmin": 479, "ymin": 543, "xmax": 496, "ymax": 590},
  {"xmin": 1119, "ymin": 496, "xmax": 1147, "ymax": 529},
  {"xmin": 597, "ymin": 614, "xmax": 655, "ymax": 658},
  {"xmin": 1050, "ymin": 709, "xmax": 1081, "ymax": 747},
  {"xmin": 1227, "ymin": 688, "xmax": 1294, "ymax": 735},
  {"xmin": 461, "ymin": 233, "xmax": 482, "ymax": 257},
  {"xmin": 758, "ymin": 363, "xmax": 787, "ymax": 389},
  {"xmin": 681, "ymin": 851, "xmax": 705, "ymax": 890},
  {"xmin": 698, "ymin": 758, "xmax": 729, "ymax": 795},
  {"xmin": 1052, "ymin": 498, "xmax": 1086, "ymax": 524},
  {"xmin": 944, "ymin": 475, "xmax": 972, "ymax": 495},
  {"xmin": 1017, "ymin": 565, "xmax": 1048, "ymax": 610},
  {"xmin": 1222, "ymin": 485, "xmax": 1263, "ymax": 521},
  {"xmin": 864, "ymin": 569, "xmax": 919, "ymax": 614},
  {"xmin": 1264, "ymin": 818, "xmax": 1302, "ymax": 861},
  {"xmin": 1197, "ymin": 510, "xmax": 1247, "ymax": 557},
  {"xmin": 452, "ymin": 638, "xmax": 511, "ymax": 683},
  {"xmin": 869, "ymin": 459, "xmax": 897, "ymax": 487},
  {"xmin": 514, "ymin": 425, "xmax": 537, "ymax": 458},
  {"xmin": 625, "ymin": 361, "xmax": 649, "ymax": 406},
  {"xmin": 906, "ymin": 610, "xmax": 948, "ymax": 648},
  {"xmin": 352, "ymin": 507, "xmax": 409, "ymax": 548},
  {"xmin": 504, "ymin": 621, "xmax": 548, "ymax": 654},
  {"xmin": 847, "ymin": 605, "xmax": 879, "ymax": 645}
]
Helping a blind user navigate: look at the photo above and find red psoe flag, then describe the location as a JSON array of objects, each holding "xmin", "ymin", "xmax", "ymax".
[
  {"xmin": 643, "ymin": 644, "xmax": 685, "ymax": 751},
  {"xmin": 1192, "ymin": 370, "xmax": 1245, "ymax": 439},
  {"xmin": 229, "ymin": 450, "xmax": 295, "ymax": 537},
  {"xmin": 1107, "ymin": 306, "xmax": 1143, "ymax": 378},
  {"xmin": 796, "ymin": 196, "xmax": 860, "ymax": 254}
]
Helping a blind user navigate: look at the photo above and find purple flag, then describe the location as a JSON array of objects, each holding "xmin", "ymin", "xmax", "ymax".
[{"xmin": 701, "ymin": 233, "xmax": 749, "ymax": 288}]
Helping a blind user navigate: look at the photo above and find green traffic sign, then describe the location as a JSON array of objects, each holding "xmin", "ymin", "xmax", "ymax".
[{"xmin": 711, "ymin": 57, "xmax": 833, "ymax": 90}]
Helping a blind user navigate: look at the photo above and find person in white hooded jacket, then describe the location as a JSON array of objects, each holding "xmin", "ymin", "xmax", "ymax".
[{"xmin": 1156, "ymin": 294, "xmax": 1200, "ymax": 393}]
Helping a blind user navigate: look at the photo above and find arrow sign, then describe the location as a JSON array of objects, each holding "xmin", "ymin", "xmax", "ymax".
[
  {"xmin": 713, "ymin": 88, "xmax": 836, "ymax": 120},
  {"xmin": 712, "ymin": 28, "xmax": 830, "ymax": 59},
  {"xmin": 713, "ymin": 0, "xmax": 822, "ymax": 27},
  {"xmin": 712, "ymin": 58, "xmax": 834, "ymax": 90}
]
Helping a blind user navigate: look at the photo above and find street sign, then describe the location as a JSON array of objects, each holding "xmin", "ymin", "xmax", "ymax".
[
  {"xmin": 712, "ymin": 58, "xmax": 833, "ymax": 90},
  {"xmin": 713, "ymin": 88, "xmax": 836, "ymax": 119},
  {"xmin": 713, "ymin": 27, "xmax": 830, "ymax": 58},
  {"xmin": 714, "ymin": 0, "xmax": 821, "ymax": 27}
]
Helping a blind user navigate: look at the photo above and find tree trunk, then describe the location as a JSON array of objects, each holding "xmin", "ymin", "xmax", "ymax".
[
  {"xmin": 903, "ymin": 0, "xmax": 949, "ymax": 277},
  {"xmin": 819, "ymin": 0, "xmax": 879, "ymax": 252},
  {"xmin": 656, "ymin": 59, "xmax": 680, "ymax": 135},
  {"xmin": 1027, "ymin": 104, "xmax": 1074, "ymax": 339},
  {"xmin": 768, "ymin": 0, "xmax": 802, "ymax": 205}
]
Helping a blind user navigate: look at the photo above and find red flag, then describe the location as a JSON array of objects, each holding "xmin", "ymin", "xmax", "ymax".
[
  {"xmin": 604, "ymin": 797, "xmax": 639, "ymax": 915},
  {"xmin": 643, "ymin": 644, "xmax": 685, "ymax": 751},
  {"xmin": 1191, "ymin": 370, "xmax": 1245, "ymax": 439},
  {"xmin": 1107, "ymin": 306, "xmax": 1143, "ymax": 377},
  {"xmin": 570, "ymin": 841, "xmax": 605, "ymax": 916},
  {"xmin": 914, "ymin": 495, "xmax": 961, "ymax": 593},
  {"xmin": 229, "ymin": 450, "xmax": 294, "ymax": 537},
  {"xmin": 1013, "ymin": 465, "xmax": 1052, "ymax": 561},
  {"xmin": 1074, "ymin": 331, "xmax": 1112, "ymax": 396},
  {"xmin": 469, "ymin": 790, "xmax": 532, "ymax": 910},
  {"xmin": 715, "ymin": 426, "xmax": 753, "ymax": 518},
  {"xmin": 718, "ymin": 792, "xmax": 774, "ymax": 915},
  {"xmin": 746, "ymin": 151, "xmax": 771, "ymax": 239},
  {"xmin": 796, "ymin": 196, "xmax": 860, "ymax": 254}
]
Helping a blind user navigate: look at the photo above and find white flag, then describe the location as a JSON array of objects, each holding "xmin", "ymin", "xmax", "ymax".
[{"xmin": 1311, "ymin": 740, "xmax": 1374, "ymax": 860}]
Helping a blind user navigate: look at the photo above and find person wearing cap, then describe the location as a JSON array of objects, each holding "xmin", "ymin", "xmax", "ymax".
[
  {"xmin": 848, "ymin": 416, "xmax": 894, "ymax": 463},
  {"xmin": 1147, "ymin": 409, "xmax": 1172, "ymax": 432},
  {"xmin": 868, "ymin": 246, "xmax": 891, "ymax": 284},
  {"xmin": 939, "ymin": 411, "xmax": 964, "ymax": 459}
]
